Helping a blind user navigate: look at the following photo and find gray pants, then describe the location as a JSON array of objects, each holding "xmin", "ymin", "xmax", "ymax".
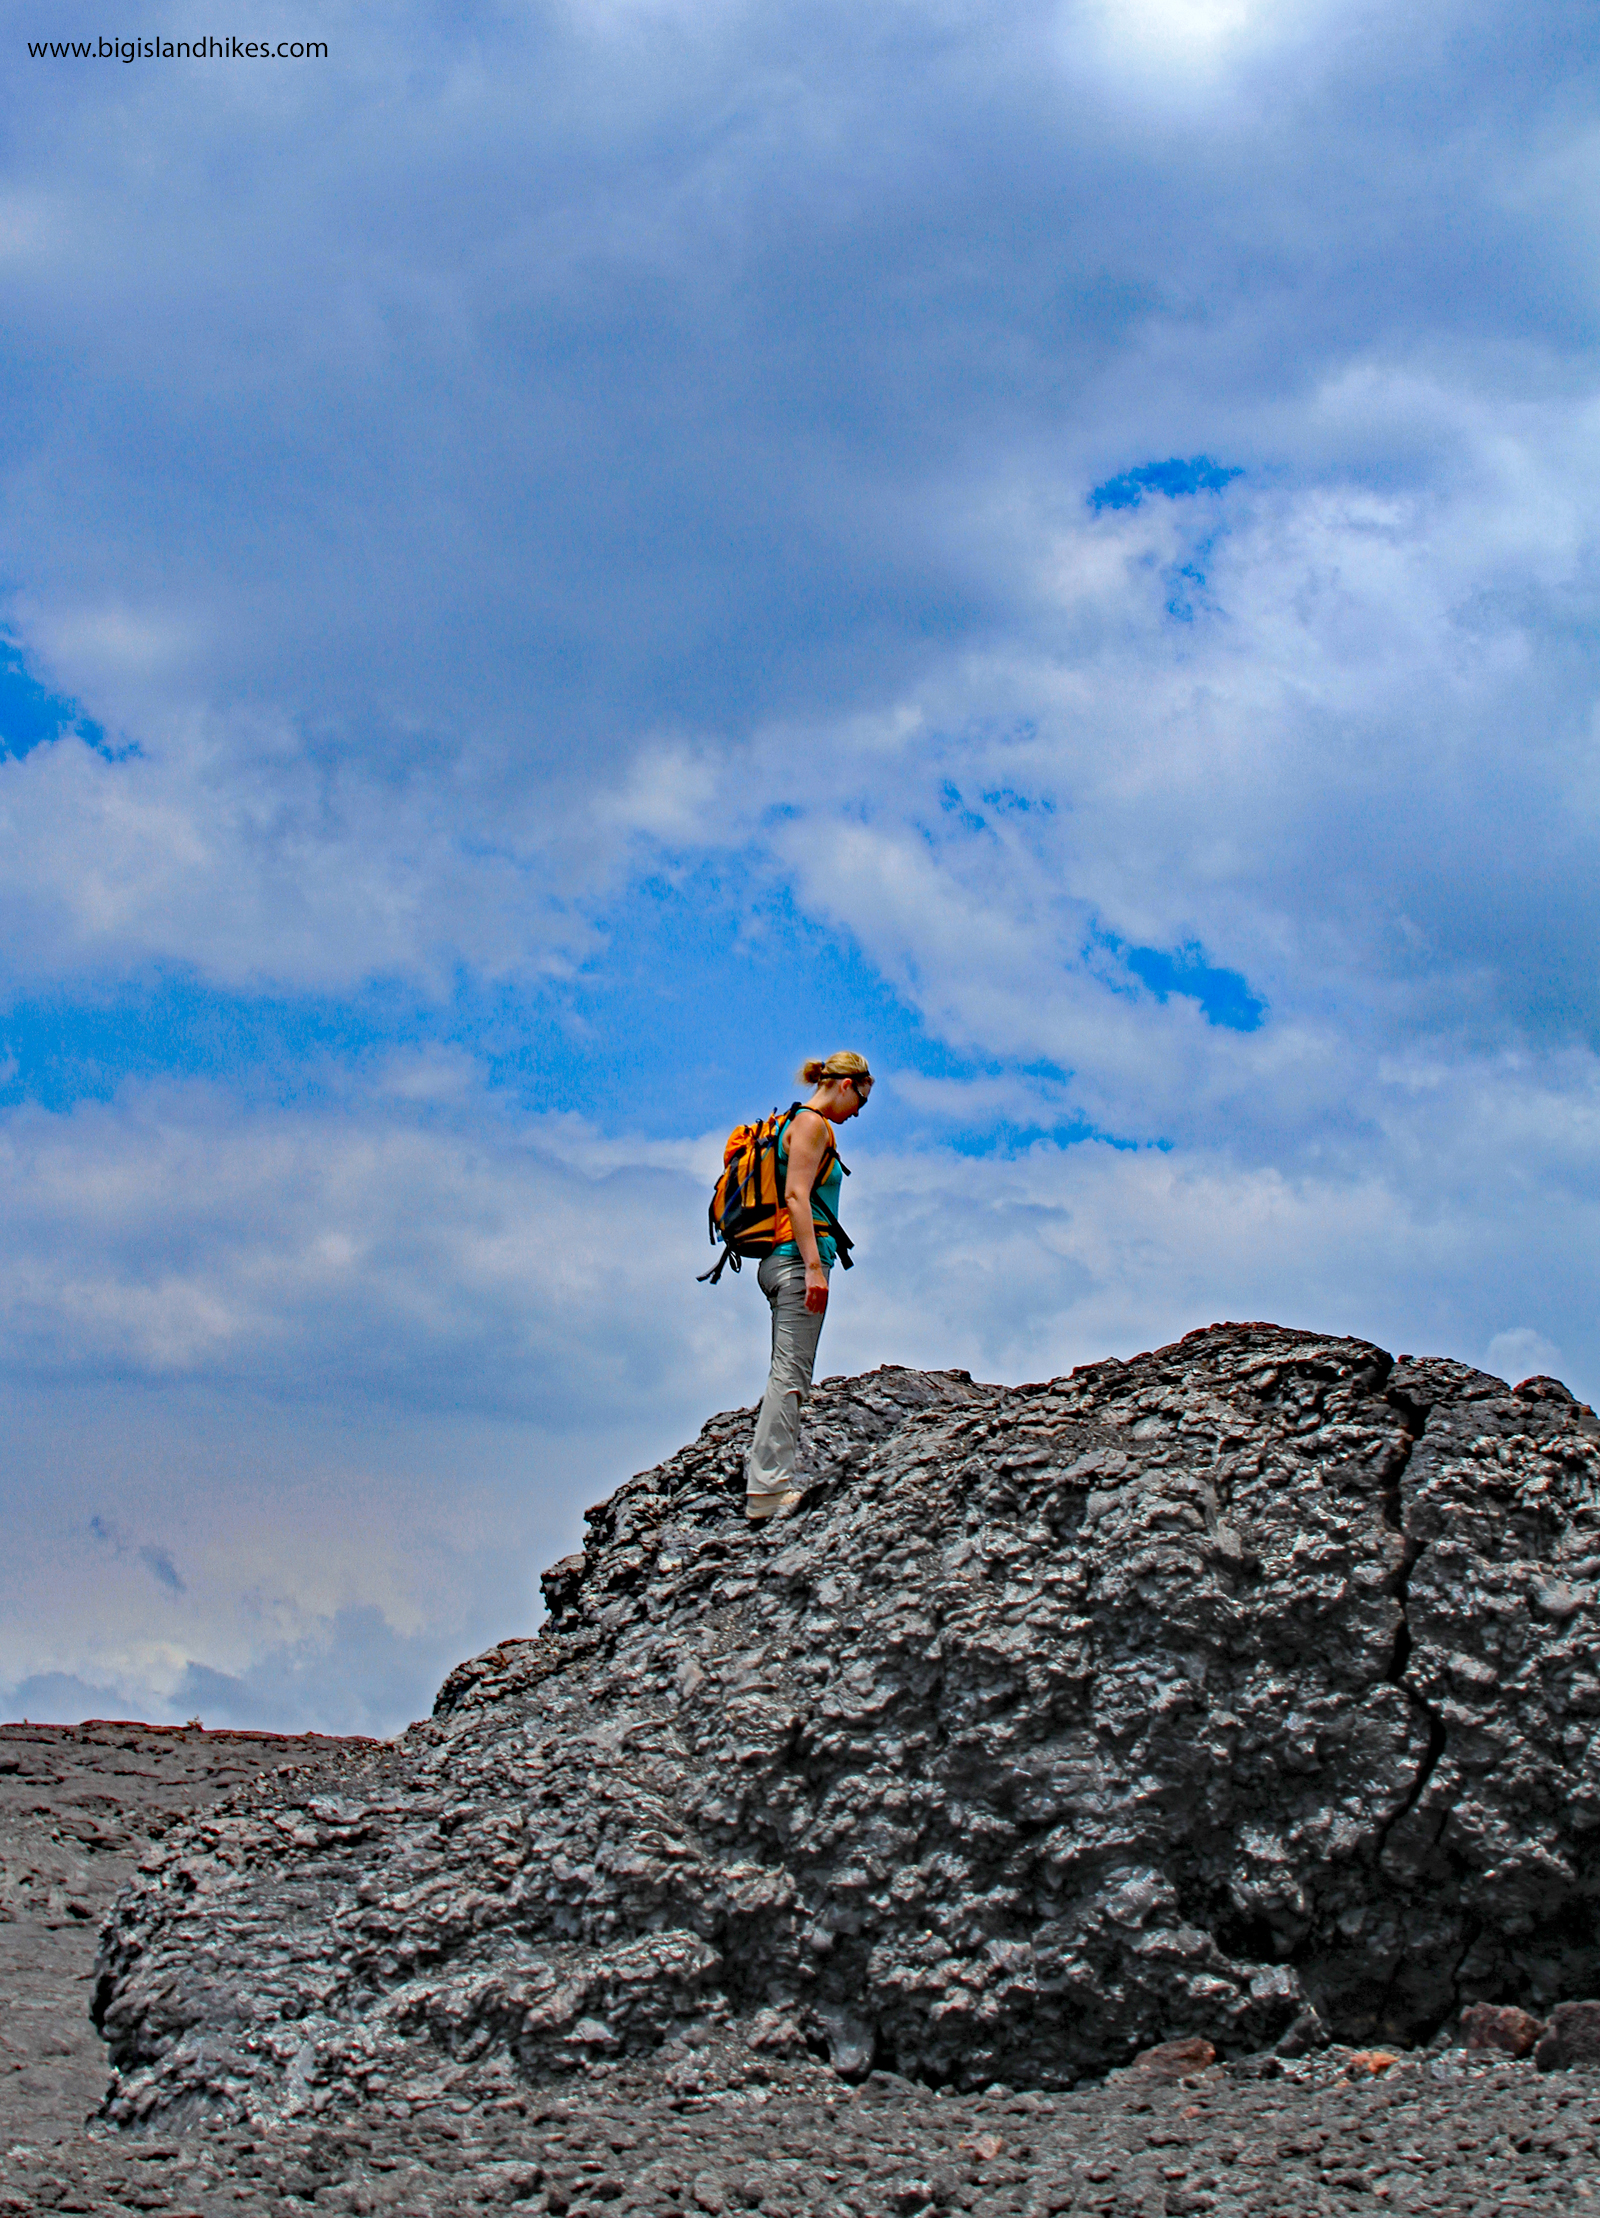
[{"xmin": 744, "ymin": 1252, "xmax": 828, "ymax": 1495}]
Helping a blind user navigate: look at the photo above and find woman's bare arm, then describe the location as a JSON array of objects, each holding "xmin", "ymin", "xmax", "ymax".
[{"xmin": 784, "ymin": 1109, "xmax": 831, "ymax": 1311}]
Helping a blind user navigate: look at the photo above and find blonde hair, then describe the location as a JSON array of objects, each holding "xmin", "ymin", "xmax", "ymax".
[{"xmin": 800, "ymin": 1051, "xmax": 872, "ymax": 1087}]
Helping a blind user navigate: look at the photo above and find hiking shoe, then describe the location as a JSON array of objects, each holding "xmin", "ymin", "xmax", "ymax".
[{"xmin": 745, "ymin": 1487, "xmax": 807, "ymax": 1522}]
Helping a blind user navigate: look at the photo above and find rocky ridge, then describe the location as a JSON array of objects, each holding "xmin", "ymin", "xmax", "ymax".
[{"xmin": 93, "ymin": 1323, "xmax": 1600, "ymax": 2131}]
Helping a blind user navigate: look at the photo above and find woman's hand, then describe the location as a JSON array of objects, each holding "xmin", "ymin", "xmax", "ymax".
[{"xmin": 804, "ymin": 1263, "xmax": 830, "ymax": 1314}]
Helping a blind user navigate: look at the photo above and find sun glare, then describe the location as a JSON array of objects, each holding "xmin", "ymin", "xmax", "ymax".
[{"xmin": 1080, "ymin": 0, "xmax": 1314, "ymax": 78}]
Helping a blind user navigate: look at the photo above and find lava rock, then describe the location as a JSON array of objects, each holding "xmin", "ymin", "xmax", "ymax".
[
  {"xmin": 1535, "ymin": 1999, "xmax": 1600, "ymax": 2070},
  {"xmin": 1460, "ymin": 2001, "xmax": 1545, "ymax": 2057},
  {"xmin": 94, "ymin": 1324, "xmax": 1600, "ymax": 2126},
  {"xmin": 1275, "ymin": 2006, "xmax": 1331, "ymax": 2059},
  {"xmin": 1127, "ymin": 2035, "xmax": 1216, "ymax": 2080}
]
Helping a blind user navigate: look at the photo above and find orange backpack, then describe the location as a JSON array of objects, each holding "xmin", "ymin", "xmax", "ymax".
[{"xmin": 698, "ymin": 1103, "xmax": 853, "ymax": 1285}]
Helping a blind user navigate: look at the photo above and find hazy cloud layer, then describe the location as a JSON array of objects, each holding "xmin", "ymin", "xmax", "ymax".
[{"xmin": 4, "ymin": 1051, "xmax": 1594, "ymax": 1726}]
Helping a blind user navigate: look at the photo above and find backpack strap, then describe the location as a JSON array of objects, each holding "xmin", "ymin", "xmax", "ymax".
[
  {"xmin": 785, "ymin": 1100, "xmax": 841, "ymax": 1157},
  {"xmin": 811, "ymin": 1187, "xmax": 855, "ymax": 1270},
  {"xmin": 779, "ymin": 1104, "xmax": 837, "ymax": 1191}
]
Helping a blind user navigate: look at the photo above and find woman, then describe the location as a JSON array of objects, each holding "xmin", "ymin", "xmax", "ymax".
[{"xmin": 745, "ymin": 1052, "xmax": 873, "ymax": 1521}]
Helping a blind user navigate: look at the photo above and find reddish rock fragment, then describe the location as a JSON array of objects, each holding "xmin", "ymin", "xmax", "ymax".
[
  {"xmin": 1131, "ymin": 2036, "xmax": 1216, "ymax": 2080},
  {"xmin": 1535, "ymin": 2000, "xmax": 1600, "ymax": 2071},
  {"xmin": 1460, "ymin": 2002, "xmax": 1545, "ymax": 2057}
]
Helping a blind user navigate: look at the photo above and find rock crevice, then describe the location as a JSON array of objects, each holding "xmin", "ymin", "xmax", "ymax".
[
  {"xmin": 1370, "ymin": 1382, "xmax": 1444, "ymax": 1877},
  {"xmin": 93, "ymin": 1324, "xmax": 1600, "ymax": 2126}
]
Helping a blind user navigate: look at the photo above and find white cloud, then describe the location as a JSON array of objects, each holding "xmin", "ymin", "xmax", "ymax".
[
  {"xmin": 0, "ymin": 1082, "xmax": 754, "ymax": 1416},
  {"xmin": 1485, "ymin": 1325, "xmax": 1563, "ymax": 1385},
  {"xmin": 0, "ymin": 721, "xmax": 619, "ymax": 991},
  {"xmin": 731, "ymin": 384, "xmax": 1600, "ymax": 1159},
  {"xmin": 833, "ymin": 1070, "xmax": 1600, "ymax": 1398}
]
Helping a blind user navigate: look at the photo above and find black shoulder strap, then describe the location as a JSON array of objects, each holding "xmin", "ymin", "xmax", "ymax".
[{"xmin": 812, "ymin": 1192, "xmax": 854, "ymax": 1268}]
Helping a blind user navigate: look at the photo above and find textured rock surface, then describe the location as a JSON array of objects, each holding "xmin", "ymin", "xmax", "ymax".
[
  {"xmin": 0, "ymin": 1722, "xmax": 362, "ymax": 2146},
  {"xmin": 11, "ymin": 1740, "xmax": 1600, "ymax": 2215},
  {"xmin": 10, "ymin": 2035, "xmax": 1600, "ymax": 2216},
  {"xmin": 1536, "ymin": 1999, "xmax": 1600, "ymax": 2072},
  {"xmin": 94, "ymin": 1324, "xmax": 1600, "ymax": 2128},
  {"xmin": 1460, "ymin": 2001, "xmax": 1545, "ymax": 2058}
]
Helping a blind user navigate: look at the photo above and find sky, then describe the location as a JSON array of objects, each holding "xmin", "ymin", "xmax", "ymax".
[{"xmin": 3, "ymin": 0, "xmax": 1599, "ymax": 1733}]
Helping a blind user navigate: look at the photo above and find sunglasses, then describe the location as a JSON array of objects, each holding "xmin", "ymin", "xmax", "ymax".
[{"xmin": 848, "ymin": 1076, "xmax": 873, "ymax": 1102}]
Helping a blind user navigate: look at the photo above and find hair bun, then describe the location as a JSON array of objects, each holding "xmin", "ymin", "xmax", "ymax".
[{"xmin": 798, "ymin": 1052, "xmax": 871, "ymax": 1087}]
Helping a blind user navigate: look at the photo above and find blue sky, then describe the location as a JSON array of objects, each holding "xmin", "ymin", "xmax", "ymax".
[{"xmin": 3, "ymin": 0, "xmax": 1600, "ymax": 1731}]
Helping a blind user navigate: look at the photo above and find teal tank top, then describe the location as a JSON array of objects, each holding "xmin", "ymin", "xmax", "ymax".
[{"xmin": 774, "ymin": 1109, "xmax": 843, "ymax": 1266}]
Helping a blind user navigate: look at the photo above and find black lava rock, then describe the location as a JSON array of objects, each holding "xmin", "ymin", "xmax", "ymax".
[{"xmin": 93, "ymin": 1323, "xmax": 1600, "ymax": 2127}]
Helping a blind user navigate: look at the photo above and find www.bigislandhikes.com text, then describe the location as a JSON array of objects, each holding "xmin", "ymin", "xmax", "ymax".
[{"xmin": 28, "ymin": 37, "xmax": 328, "ymax": 61}]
